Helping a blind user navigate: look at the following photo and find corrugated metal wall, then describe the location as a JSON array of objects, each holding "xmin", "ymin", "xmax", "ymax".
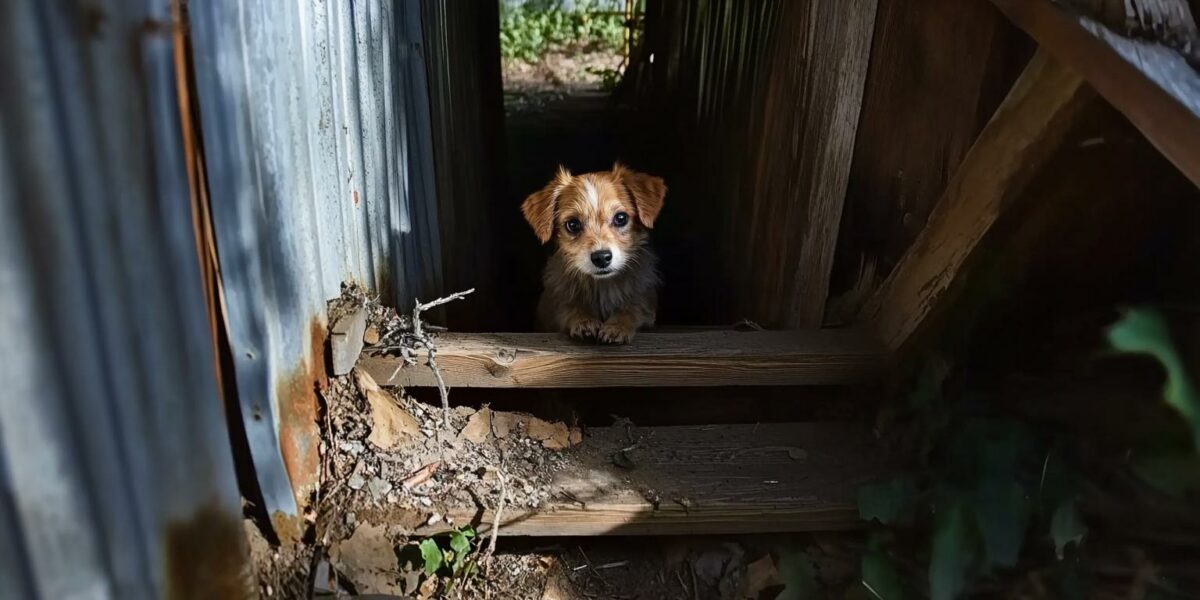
[
  {"xmin": 189, "ymin": 0, "xmax": 443, "ymax": 516},
  {"xmin": 0, "ymin": 0, "xmax": 246, "ymax": 597}
]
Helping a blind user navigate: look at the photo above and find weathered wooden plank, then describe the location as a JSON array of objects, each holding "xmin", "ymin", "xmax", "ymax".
[
  {"xmin": 360, "ymin": 330, "xmax": 887, "ymax": 388},
  {"xmin": 418, "ymin": 422, "xmax": 886, "ymax": 536},
  {"xmin": 858, "ymin": 50, "xmax": 1092, "ymax": 351},
  {"xmin": 991, "ymin": 0, "xmax": 1200, "ymax": 187},
  {"xmin": 775, "ymin": 0, "xmax": 879, "ymax": 328},
  {"xmin": 830, "ymin": 0, "xmax": 1034, "ymax": 324}
]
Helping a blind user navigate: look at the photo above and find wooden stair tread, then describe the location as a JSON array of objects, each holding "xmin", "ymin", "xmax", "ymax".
[
  {"xmin": 418, "ymin": 422, "xmax": 886, "ymax": 536},
  {"xmin": 360, "ymin": 330, "xmax": 886, "ymax": 388}
]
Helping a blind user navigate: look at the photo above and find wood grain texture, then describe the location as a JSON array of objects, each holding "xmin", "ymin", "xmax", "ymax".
[
  {"xmin": 360, "ymin": 330, "xmax": 887, "ymax": 388},
  {"xmin": 615, "ymin": 0, "xmax": 877, "ymax": 328},
  {"xmin": 417, "ymin": 422, "xmax": 887, "ymax": 536},
  {"xmin": 831, "ymin": 0, "xmax": 1035, "ymax": 322},
  {"xmin": 858, "ymin": 50, "xmax": 1092, "ymax": 351},
  {"xmin": 991, "ymin": 0, "xmax": 1200, "ymax": 187},
  {"xmin": 771, "ymin": 0, "xmax": 879, "ymax": 328}
]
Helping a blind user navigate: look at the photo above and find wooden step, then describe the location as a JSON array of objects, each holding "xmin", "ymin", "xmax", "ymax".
[
  {"xmin": 417, "ymin": 422, "xmax": 887, "ymax": 536},
  {"xmin": 360, "ymin": 330, "xmax": 886, "ymax": 388}
]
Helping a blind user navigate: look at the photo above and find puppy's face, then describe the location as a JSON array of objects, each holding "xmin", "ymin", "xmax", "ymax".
[{"xmin": 522, "ymin": 163, "xmax": 667, "ymax": 279}]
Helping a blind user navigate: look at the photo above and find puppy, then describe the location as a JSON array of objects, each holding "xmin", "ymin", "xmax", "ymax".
[{"xmin": 521, "ymin": 163, "xmax": 666, "ymax": 344}]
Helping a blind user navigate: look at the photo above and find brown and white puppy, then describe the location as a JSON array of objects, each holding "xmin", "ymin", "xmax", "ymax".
[{"xmin": 521, "ymin": 163, "xmax": 666, "ymax": 344}]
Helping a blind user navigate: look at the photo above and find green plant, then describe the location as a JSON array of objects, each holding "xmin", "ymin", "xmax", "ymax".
[
  {"xmin": 1107, "ymin": 307, "xmax": 1200, "ymax": 449},
  {"xmin": 416, "ymin": 526, "xmax": 478, "ymax": 578},
  {"xmin": 854, "ymin": 363, "xmax": 1087, "ymax": 599},
  {"xmin": 499, "ymin": 0, "xmax": 628, "ymax": 63},
  {"xmin": 585, "ymin": 66, "xmax": 623, "ymax": 91}
]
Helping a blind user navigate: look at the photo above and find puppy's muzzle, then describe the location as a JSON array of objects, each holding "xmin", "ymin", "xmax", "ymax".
[{"xmin": 590, "ymin": 249, "xmax": 613, "ymax": 269}]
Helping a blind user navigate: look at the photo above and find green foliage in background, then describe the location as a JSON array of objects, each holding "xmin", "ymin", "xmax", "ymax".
[
  {"xmin": 500, "ymin": 0, "xmax": 628, "ymax": 62},
  {"xmin": 856, "ymin": 362, "xmax": 1087, "ymax": 599},
  {"xmin": 1107, "ymin": 307, "xmax": 1200, "ymax": 450}
]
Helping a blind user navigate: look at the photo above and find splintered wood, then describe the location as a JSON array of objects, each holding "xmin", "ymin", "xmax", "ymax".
[
  {"xmin": 415, "ymin": 422, "xmax": 887, "ymax": 537},
  {"xmin": 359, "ymin": 330, "xmax": 886, "ymax": 388}
]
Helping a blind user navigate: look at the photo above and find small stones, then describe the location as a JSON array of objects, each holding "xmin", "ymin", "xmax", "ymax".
[{"xmin": 367, "ymin": 477, "xmax": 392, "ymax": 501}]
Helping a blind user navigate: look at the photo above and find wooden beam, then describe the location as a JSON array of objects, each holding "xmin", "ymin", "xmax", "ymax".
[
  {"xmin": 413, "ymin": 423, "xmax": 887, "ymax": 536},
  {"xmin": 990, "ymin": 0, "xmax": 1200, "ymax": 188},
  {"xmin": 359, "ymin": 330, "xmax": 886, "ymax": 388},
  {"xmin": 858, "ymin": 50, "xmax": 1092, "ymax": 350}
]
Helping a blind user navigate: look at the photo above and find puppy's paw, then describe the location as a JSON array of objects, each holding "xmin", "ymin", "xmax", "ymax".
[
  {"xmin": 567, "ymin": 317, "xmax": 603, "ymax": 340},
  {"xmin": 597, "ymin": 322, "xmax": 636, "ymax": 345}
]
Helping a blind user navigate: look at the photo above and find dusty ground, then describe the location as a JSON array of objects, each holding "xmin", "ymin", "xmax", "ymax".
[
  {"xmin": 502, "ymin": 50, "xmax": 623, "ymax": 117},
  {"xmin": 503, "ymin": 50, "xmax": 623, "ymax": 95}
]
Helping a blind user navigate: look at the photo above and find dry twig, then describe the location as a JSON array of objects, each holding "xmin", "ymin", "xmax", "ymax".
[
  {"xmin": 486, "ymin": 468, "xmax": 508, "ymax": 558},
  {"xmin": 413, "ymin": 289, "xmax": 474, "ymax": 428},
  {"xmin": 401, "ymin": 461, "xmax": 440, "ymax": 490},
  {"xmin": 381, "ymin": 288, "xmax": 475, "ymax": 428}
]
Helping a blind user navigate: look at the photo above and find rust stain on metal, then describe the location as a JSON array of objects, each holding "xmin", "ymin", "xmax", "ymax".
[
  {"xmin": 139, "ymin": 17, "xmax": 175, "ymax": 36},
  {"xmin": 276, "ymin": 318, "xmax": 329, "ymax": 509},
  {"xmin": 352, "ymin": 189, "xmax": 360, "ymax": 205},
  {"xmin": 165, "ymin": 502, "xmax": 253, "ymax": 600},
  {"xmin": 79, "ymin": 4, "xmax": 108, "ymax": 38}
]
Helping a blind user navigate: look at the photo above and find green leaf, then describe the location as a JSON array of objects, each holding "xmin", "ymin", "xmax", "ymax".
[
  {"xmin": 450, "ymin": 530, "xmax": 471, "ymax": 556},
  {"xmin": 777, "ymin": 550, "xmax": 820, "ymax": 600},
  {"xmin": 866, "ymin": 530, "xmax": 895, "ymax": 552},
  {"xmin": 972, "ymin": 478, "xmax": 1030, "ymax": 569},
  {"xmin": 861, "ymin": 552, "xmax": 905, "ymax": 600},
  {"xmin": 1050, "ymin": 500, "xmax": 1087, "ymax": 559},
  {"xmin": 1132, "ymin": 451, "xmax": 1200, "ymax": 496},
  {"xmin": 1051, "ymin": 559, "xmax": 1088, "ymax": 600},
  {"xmin": 1108, "ymin": 308, "xmax": 1200, "ymax": 449},
  {"xmin": 859, "ymin": 477, "xmax": 917, "ymax": 525},
  {"xmin": 419, "ymin": 538, "xmax": 443, "ymax": 575},
  {"xmin": 930, "ymin": 502, "xmax": 973, "ymax": 600},
  {"xmin": 908, "ymin": 358, "xmax": 949, "ymax": 411}
]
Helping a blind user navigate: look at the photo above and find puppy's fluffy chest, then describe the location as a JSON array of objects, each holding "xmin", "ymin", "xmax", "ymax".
[{"xmin": 540, "ymin": 249, "xmax": 659, "ymax": 322}]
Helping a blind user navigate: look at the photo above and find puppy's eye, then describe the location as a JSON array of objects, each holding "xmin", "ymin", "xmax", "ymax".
[
  {"xmin": 612, "ymin": 212, "xmax": 629, "ymax": 227},
  {"xmin": 564, "ymin": 218, "xmax": 582, "ymax": 234}
]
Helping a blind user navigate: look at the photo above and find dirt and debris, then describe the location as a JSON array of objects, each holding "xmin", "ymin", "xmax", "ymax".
[
  {"xmin": 503, "ymin": 50, "xmax": 622, "ymax": 95},
  {"xmin": 244, "ymin": 512, "xmax": 312, "ymax": 599},
  {"xmin": 323, "ymin": 367, "xmax": 580, "ymax": 531},
  {"xmin": 248, "ymin": 284, "xmax": 868, "ymax": 598}
]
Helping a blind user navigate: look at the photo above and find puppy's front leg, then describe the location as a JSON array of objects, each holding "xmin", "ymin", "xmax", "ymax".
[
  {"xmin": 598, "ymin": 305, "xmax": 654, "ymax": 345},
  {"xmin": 560, "ymin": 305, "xmax": 604, "ymax": 340}
]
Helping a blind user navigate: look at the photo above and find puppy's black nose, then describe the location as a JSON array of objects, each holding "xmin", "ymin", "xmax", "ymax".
[{"xmin": 590, "ymin": 249, "xmax": 613, "ymax": 268}]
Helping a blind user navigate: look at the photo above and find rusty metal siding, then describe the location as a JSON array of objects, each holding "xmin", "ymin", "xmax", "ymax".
[
  {"xmin": 0, "ymin": 0, "xmax": 244, "ymax": 597},
  {"xmin": 189, "ymin": 0, "xmax": 442, "ymax": 516}
]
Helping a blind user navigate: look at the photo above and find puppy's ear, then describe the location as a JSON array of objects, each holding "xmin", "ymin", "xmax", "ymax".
[
  {"xmin": 521, "ymin": 166, "xmax": 572, "ymax": 244},
  {"xmin": 613, "ymin": 162, "xmax": 667, "ymax": 228}
]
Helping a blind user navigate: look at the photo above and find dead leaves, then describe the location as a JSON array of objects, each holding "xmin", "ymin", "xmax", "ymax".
[
  {"xmin": 354, "ymin": 368, "xmax": 421, "ymax": 450},
  {"xmin": 458, "ymin": 407, "xmax": 582, "ymax": 450}
]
